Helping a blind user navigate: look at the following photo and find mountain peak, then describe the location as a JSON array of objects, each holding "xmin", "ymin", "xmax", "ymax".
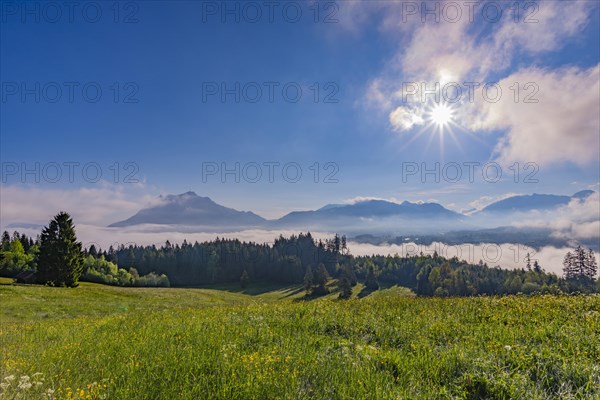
[
  {"xmin": 109, "ymin": 192, "xmax": 265, "ymax": 228},
  {"xmin": 163, "ymin": 191, "xmax": 212, "ymax": 203}
]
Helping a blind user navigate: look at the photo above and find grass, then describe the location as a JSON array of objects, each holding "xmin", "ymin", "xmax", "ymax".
[{"xmin": 0, "ymin": 281, "xmax": 598, "ymax": 399}]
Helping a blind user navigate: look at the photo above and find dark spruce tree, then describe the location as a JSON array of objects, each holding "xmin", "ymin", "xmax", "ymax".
[
  {"xmin": 586, "ymin": 249, "xmax": 598, "ymax": 280},
  {"xmin": 343, "ymin": 264, "xmax": 358, "ymax": 286},
  {"xmin": 337, "ymin": 267, "xmax": 352, "ymax": 299},
  {"xmin": 563, "ymin": 251, "xmax": 576, "ymax": 280},
  {"xmin": 37, "ymin": 212, "xmax": 83, "ymax": 287},
  {"xmin": 365, "ymin": 264, "xmax": 379, "ymax": 291},
  {"xmin": 1, "ymin": 231, "xmax": 10, "ymax": 251},
  {"xmin": 533, "ymin": 260, "xmax": 542, "ymax": 274},
  {"xmin": 303, "ymin": 265, "xmax": 314, "ymax": 293},
  {"xmin": 313, "ymin": 263, "xmax": 329, "ymax": 295}
]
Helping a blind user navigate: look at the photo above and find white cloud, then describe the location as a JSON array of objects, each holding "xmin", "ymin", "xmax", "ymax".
[
  {"xmin": 467, "ymin": 193, "xmax": 521, "ymax": 212},
  {"xmin": 0, "ymin": 183, "xmax": 158, "ymax": 227},
  {"xmin": 476, "ymin": 65, "xmax": 600, "ymax": 166},
  {"xmin": 389, "ymin": 0, "xmax": 592, "ymax": 82},
  {"xmin": 493, "ymin": 1, "xmax": 591, "ymax": 54},
  {"xmin": 343, "ymin": 196, "xmax": 401, "ymax": 204},
  {"xmin": 389, "ymin": 105, "xmax": 425, "ymax": 131},
  {"xmin": 365, "ymin": 78, "xmax": 394, "ymax": 111},
  {"xmin": 8, "ymin": 224, "xmax": 336, "ymax": 255},
  {"xmin": 513, "ymin": 192, "xmax": 600, "ymax": 240},
  {"xmin": 348, "ymin": 241, "xmax": 598, "ymax": 276}
]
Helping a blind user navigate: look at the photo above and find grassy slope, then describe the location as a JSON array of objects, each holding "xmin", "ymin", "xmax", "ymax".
[
  {"xmin": 0, "ymin": 280, "xmax": 255, "ymax": 323},
  {"xmin": 0, "ymin": 280, "xmax": 598, "ymax": 399}
]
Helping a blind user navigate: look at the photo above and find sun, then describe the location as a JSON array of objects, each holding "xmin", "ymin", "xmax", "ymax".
[
  {"xmin": 399, "ymin": 100, "xmax": 469, "ymax": 155},
  {"xmin": 428, "ymin": 103, "xmax": 454, "ymax": 128}
]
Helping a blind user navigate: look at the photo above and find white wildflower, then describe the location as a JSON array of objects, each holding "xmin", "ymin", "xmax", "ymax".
[
  {"xmin": 17, "ymin": 381, "xmax": 32, "ymax": 390},
  {"xmin": 3, "ymin": 376, "xmax": 14, "ymax": 382}
]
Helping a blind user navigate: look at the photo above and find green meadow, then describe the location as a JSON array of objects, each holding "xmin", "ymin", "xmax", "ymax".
[{"xmin": 1, "ymin": 278, "xmax": 598, "ymax": 399}]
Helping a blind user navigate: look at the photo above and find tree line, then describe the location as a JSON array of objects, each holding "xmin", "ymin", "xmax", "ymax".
[
  {"xmin": 1, "ymin": 213, "xmax": 169, "ymax": 287},
  {"xmin": 1, "ymin": 212, "xmax": 598, "ymax": 295}
]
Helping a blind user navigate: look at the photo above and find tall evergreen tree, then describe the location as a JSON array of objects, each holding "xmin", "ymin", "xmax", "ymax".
[
  {"xmin": 574, "ymin": 246, "xmax": 587, "ymax": 277},
  {"xmin": 563, "ymin": 251, "xmax": 576, "ymax": 279},
  {"xmin": 337, "ymin": 274, "xmax": 352, "ymax": 299},
  {"xmin": 303, "ymin": 265, "xmax": 314, "ymax": 293},
  {"xmin": 333, "ymin": 234, "xmax": 341, "ymax": 253},
  {"xmin": 586, "ymin": 249, "xmax": 598, "ymax": 280},
  {"xmin": 365, "ymin": 264, "xmax": 379, "ymax": 290},
  {"xmin": 415, "ymin": 264, "xmax": 432, "ymax": 296},
  {"xmin": 1, "ymin": 231, "xmax": 10, "ymax": 251},
  {"xmin": 19, "ymin": 234, "xmax": 30, "ymax": 252},
  {"xmin": 343, "ymin": 264, "xmax": 358, "ymax": 286},
  {"xmin": 341, "ymin": 235, "xmax": 348, "ymax": 255},
  {"xmin": 37, "ymin": 212, "xmax": 83, "ymax": 287},
  {"xmin": 88, "ymin": 244, "xmax": 98, "ymax": 258},
  {"xmin": 313, "ymin": 263, "xmax": 329, "ymax": 295}
]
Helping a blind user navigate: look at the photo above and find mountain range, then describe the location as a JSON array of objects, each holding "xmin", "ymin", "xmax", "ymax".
[{"xmin": 108, "ymin": 190, "xmax": 595, "ymax": 235}]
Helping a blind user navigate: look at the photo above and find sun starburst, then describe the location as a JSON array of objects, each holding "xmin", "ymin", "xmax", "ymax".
[{"xmin": 428, "ymin": 103, "xmax": 454, "ymax": 128}]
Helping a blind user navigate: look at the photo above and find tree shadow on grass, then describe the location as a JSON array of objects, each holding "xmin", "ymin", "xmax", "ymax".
[
  {"xmin": 196, "ymin": 281, "xmax": 300, "ymax": 296},
  {"xmin": 293, "ymin": 289, "xmax": 334, "ymax": 302},
  {"xmin": 281, "ymin": 286, "xmax": 305, "ymax": 298},
  {"xmin": 357, "ymin": 282, "xmax": 408, "ymax": 298},
  {"xmin": 357, "ymin": 285, "xmax": 376, "ymax": 298}
]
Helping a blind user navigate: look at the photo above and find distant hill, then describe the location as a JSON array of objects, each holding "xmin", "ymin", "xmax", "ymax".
[
  {"xmin": 274, "ymin": 199, "xmax": 462, "ymax": 228},
  {"xmin": 109, "ymin": 195, "xmax": 463, "ymax": 232},
  {"xmin": 106, "ymin": 190, "xmax": 596, "ymax": 239},
  {"xmin": 108, "ymin": 192, "xmax": 266, "ymax": 228},
  {"xmin": 479, "ymin": 190, "xmax": 594, "ymax": 213}
]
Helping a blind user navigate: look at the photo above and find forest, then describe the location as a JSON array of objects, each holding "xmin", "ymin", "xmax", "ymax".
[{"xmin": 1, "ymin": 222, "xmax": 598, "ymax": 296}]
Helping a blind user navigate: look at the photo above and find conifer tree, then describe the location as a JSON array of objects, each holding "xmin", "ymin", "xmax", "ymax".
[
  {"xmin": 563, "ymin": 251, "xmax": 576, "ymax": 279},
  {"xmin": 337, "ymin": 274, "xmax": 352, "ymax": 299},
  {"xmin": 341, "ymin": 235, "xmax": 348, "ymax": 254},
  {"xmin": 344, "ymin": 264, "xmax": 358, "ymax": 286},
  {"xmin": 303, "ymin": 265, "xmax": 314, "ymax": 293},
  {"xmin": 37, "ymin": 212, "xmax": 83, "ymax": 287},
  {"xmin": 563, "ymin": 247, "xmax": 597, "ymax": 283},
  {"xmin": 88, "ymin": 244, "xmax": 98, "ymax": 258},
  {"xmin": 333, "ymin": 234, "xmax": 341, "ymax": 253},
  {"xmin": 574, "ymin": 246, "xmax": 587, "ymax": 277},
  {"xmin": 313, "ymin": 263, "xmax": 329, "ymax": 295},
  {"xmin": 525, "ymin": 253, "xmax": 532, "ymax": 271},
  {"xmin": 533, "ymin": 260, "xmax": 542, "ymax": 274},
  {"xmin": 1, "ymin": 231, "xmax": 10, "ymax": 252},
  {"xmin": 365, "ymin": 264, "xmax": 379, "ymax": 290},
  {"xmin": 585, "ymin": 249, "xmax": 598, "ymax": 280}
]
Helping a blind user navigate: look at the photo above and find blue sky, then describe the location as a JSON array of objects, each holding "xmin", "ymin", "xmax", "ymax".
[{"xmin": 1, "ymin": 0, "xmax": 599, "ymax": 222}]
